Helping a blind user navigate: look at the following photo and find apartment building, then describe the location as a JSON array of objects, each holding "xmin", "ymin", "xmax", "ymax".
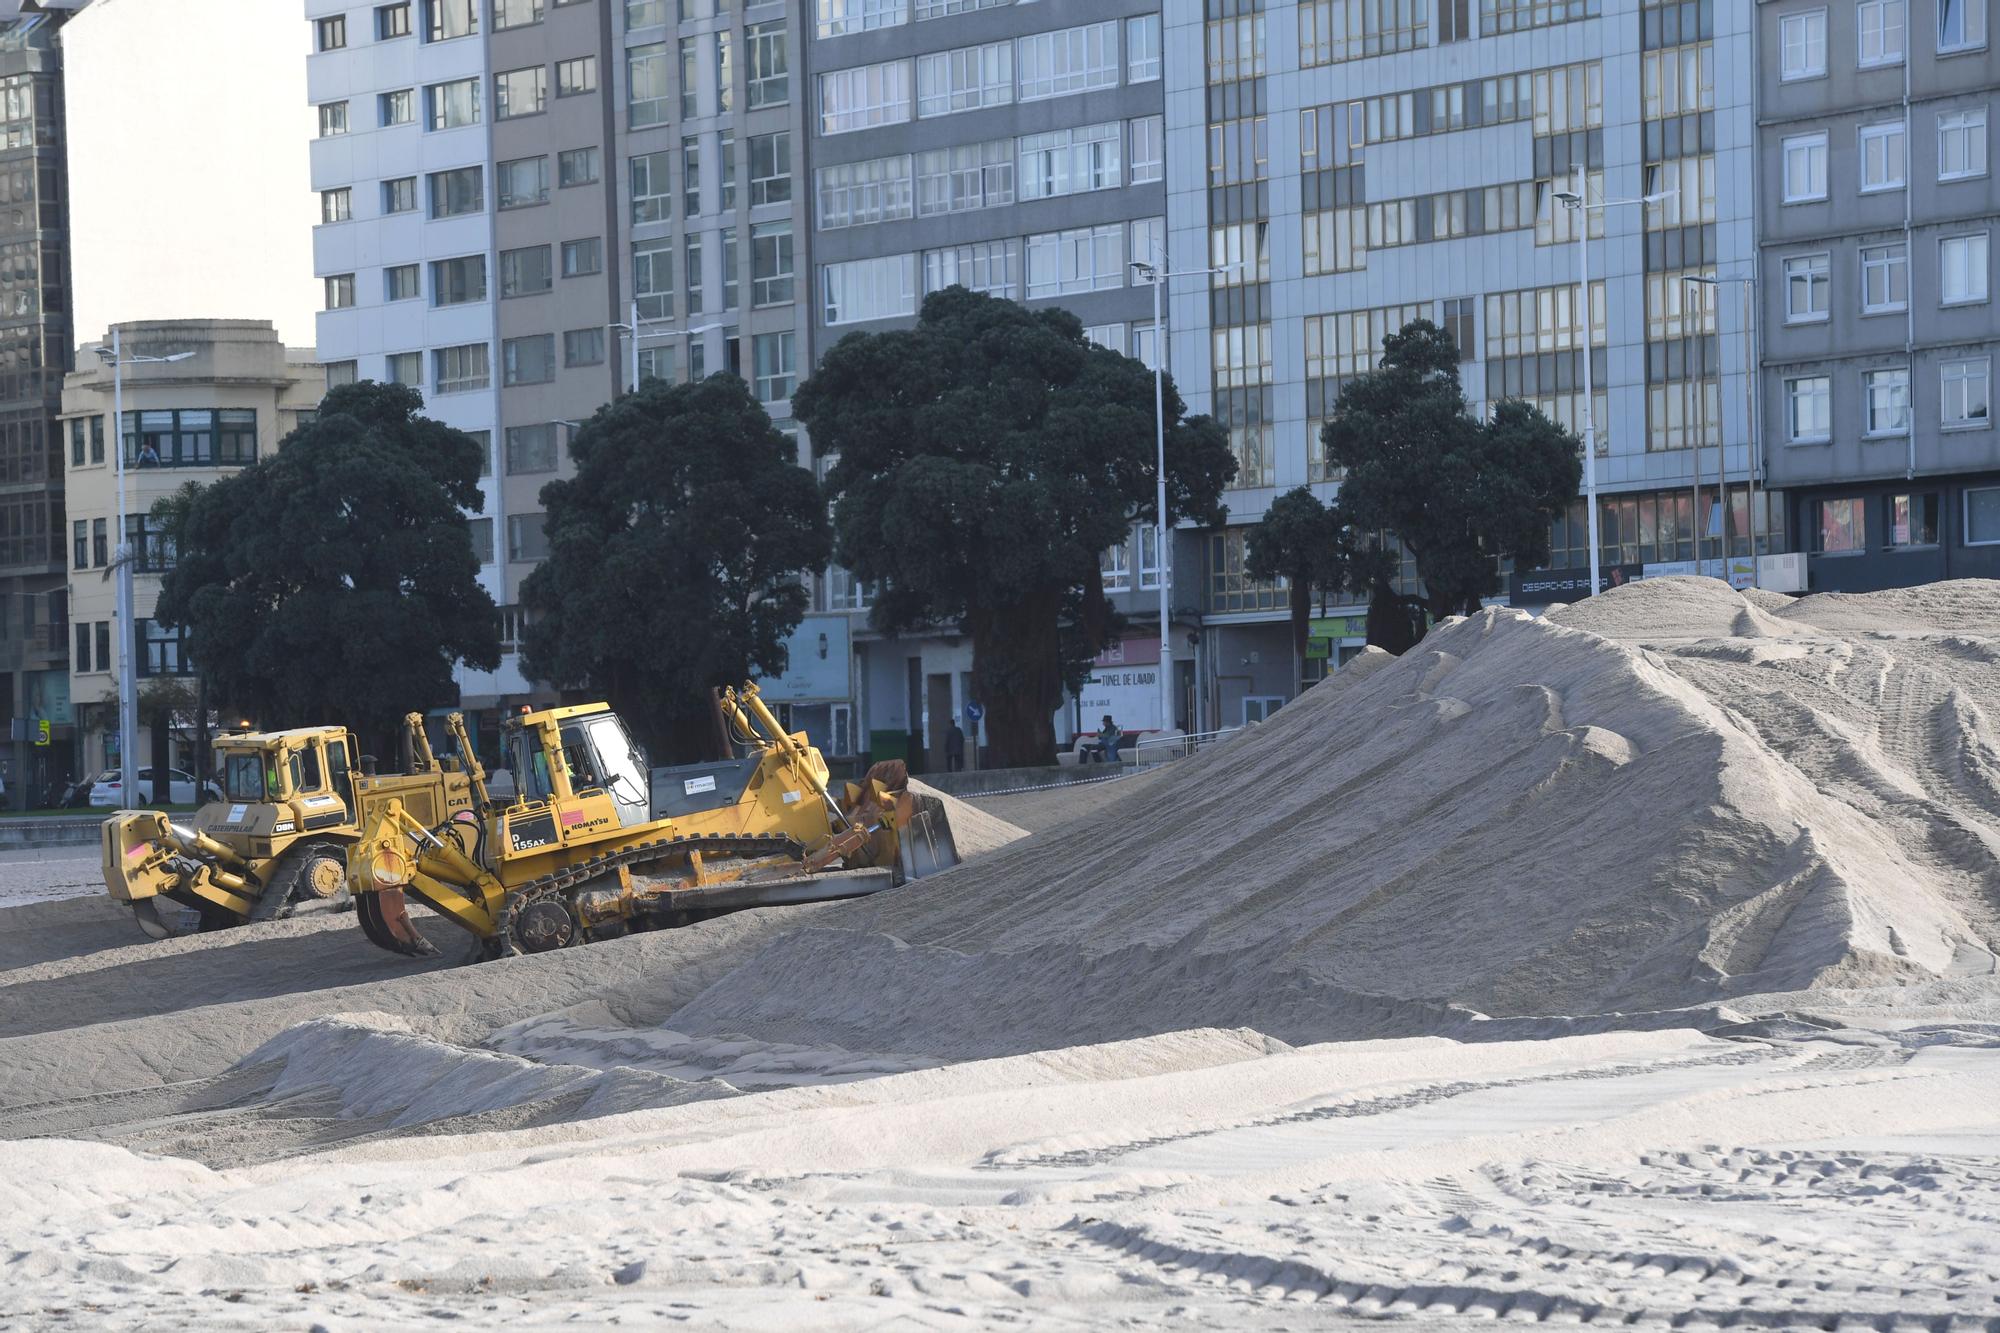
[
  {"xmin": 59, "ymin": 321, "xmax": 326, "ymax": 776},
  {"xmin": 305, "ymin": 0, "xmax": 813, "ymax": 739},
  {"xmin": 804, "ymin": 0, "xmax": 1174, "ymax": 763},
  {"xmin": 0, "ymin": 3, "xmax": 85, "ymax": 807},
  {"xmin": 1756, "ymin": 0, "xmax": 1995, "ymax": 591}
]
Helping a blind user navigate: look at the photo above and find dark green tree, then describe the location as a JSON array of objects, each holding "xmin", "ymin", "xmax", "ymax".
[
  {"xmin": 1323, "ymin": 320, "xmax": 1582, "ymax": 631},
  {"xmin": 1245, "ymin": 487, "xmax": 1352, "ymax": 693},
  {"xmin": 154, "ymin": 381, "xmax": 498, "ymax": 754},
  {"xmin": 519, "ymin": 373, "xmax": 831, "ymax": 762},
  {"xmin": 792, "ymin": 287, "xmax": 1234, "ymax": 767}
]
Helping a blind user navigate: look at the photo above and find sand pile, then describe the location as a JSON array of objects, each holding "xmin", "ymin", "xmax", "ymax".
[
  {"xmin": 662, "ymin": 578, "xmax": 2000, "ymax": 1057},
  {"xmin": 906, "ymin": 779, "xmax": 1029, "ymax": 855}
]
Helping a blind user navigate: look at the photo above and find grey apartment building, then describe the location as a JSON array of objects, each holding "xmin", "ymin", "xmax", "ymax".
[{"xmin": 1756, "ymin": 0, "xmax": 1996, "ymax": 591}]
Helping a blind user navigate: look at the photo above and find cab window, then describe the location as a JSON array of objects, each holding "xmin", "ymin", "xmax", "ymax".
[
  {"xmin": 514, "ymin": 729, "xmax": 554, "ymax": 802},
  {"xmin": 223, "ymin": 754, "xmax": 265, "ymax": 802},
  {"xmin": 287, "ymin": 743, "xmax": 324, "ymax": 794},
  {"xmin": 559, "ymin": 723, "xmax": 603, "ymax": 791}
]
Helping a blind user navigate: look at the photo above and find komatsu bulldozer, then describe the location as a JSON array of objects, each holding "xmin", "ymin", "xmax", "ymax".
[
  {"xmin": 102, "ymin": 714, "xmax": 481, "ymax": 940},
  {"xmin": 347, "ymin": 683, "xmax": 958, "ymax": 960}
]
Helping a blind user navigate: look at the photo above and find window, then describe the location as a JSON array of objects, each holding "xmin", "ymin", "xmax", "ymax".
[
  {"xmin": 1973, "ymin": 487, "xmax": 2000, "ymax": 544},
  {"xmin": 634, "ymin": 237, "xmax": 675, "ymax": 319},
  {"xmin": 508, "ymin": 513, "xmax": 548, "ymax": 562},
  {"xmin": 628, "ymin": 42, "xmax": 670, "ymax": 127},
  {"xmin": 685, "ymin": 233, "xmax": 704, "ymax": 315},
  {"xmin": 506, "ymin": 424, "xmax": 558, "ymax": 474},
  {"xmin": 325, "ymin": 360, "xmax": 359, "ymax": 388},
  {"xmin": 1861, "ymin": 242, "xmax": 1908, "ymax": 312},
  {"xmin": 1207, "ymin": 13, "xmax": 1266, "ymax": 83},
  {"xmin": 748, "ymin": 21, "xmax": 788, "ymax": 108},
  {"xmin": 321, "ymin": 187, "xmax": 350, "ymax": 223},
  {"xmin": 137, "ymin": 620, "xmax": 192, "ymax": 678},
  {"xmin": 1209, "ymin": 116, "xmax": 1269, "ymax": 187},
  {"xmin": 1942, "ymin": 234, "xmax": 1990, "ymax": 304},
  {"xmin": 630, "ymin": 150, "xmax": 671, "ymax": 225},
  {"xmin": 753, "ymin": 331, "xmax": 795, "ymax": 403},
  {"xmin": 637, "ymin": 346, "xmax": 677, "ymax": 386},
  {"xmin": 382, "ymin": 176, "xmax": 417, "ymax": 213},
  {"xmin": 428, "ymin": 166, "xmax": 482, "ymax": 217},
  {"xmin": 751, "ymin": 221, "xmax": 793, "ymax": 307},
  {"xmin": 71, "ymin": 518, "xmax": 84, "ymax": 568},
  {"xmin": 748, "ymin": 132, "xmax": 791, "ymax": 208},
  {"xmin": 922, "ymin": 238, "xmax": 1020, "ymax": 298},
  {"xmin": 1787, "ymin": 375, "xmax": 1831, "ymax": 442},
  {"xmin": 1212, "ymin": 324, "xmax": 1274, "ymax": 391},
  {"xmin": 385, "ymin": 264, "xmax": 421, "ymax": 301},
  {"xmin": 817, "ymin": 0, "xmax": 906, "ymax": 38},
  {"xmin": 1859, "ymin": 121, "xmax": 1906, "ymax": 192},
  {"xmin": 1017, "ymin": 22, "xmax": 1118, "ymax": 102},
  {"xmin": 916, "ymin": 0, "xmax": 1006, "ymax": 15},
  {"xmin": 1101, "ymin": 539, "xmax": 1131, "ymax": 592},
  {"xmin": 324, "ymin": 273, "xmax": 355, "ymax": 309},
  {"xmin": 1813, "ymin": 498, "xmax": 1865, "ymax": 553},
  {"xmin": 565, "ymin": 327, "xmax": 605, "ymax": 367},
  {"xmin": 818, "ymin": 60, "xmax": 911, "ymax": 135},
  {"xmin": 720, "ymin": 131, "xmax": 736, "ymax": 209},
  {"xmin": 559, "ymin": 147, "xmax": 600, "ymax": 188},
  {"xmin": 467, "ymin": 518, "xmax": 494, "ymax": 565},
  {"xmin": 556, "ymin": 56, "xmax": 596, "ymax": 97},
  {"xmin": 318, "ymin": 101, "xmax": 348, "ymax": 137},
  {"xmin": 1441, "ymin": 297, "xmax": 1477, "ymax": 360},
  {"xmin": 1131, "ymin": 217, "xmax": 1165, "ymax": 272},
  {"xmin": 721, "ymin": 226, "xmax": 738, "ymax": 308},
  {"xmin": 498, "ymin": 156, "xmax": 549, "ymax": 210},
  {"xmin": 1939, "ymin": 109, "xmax": 1988, "ymax": 180},
  {"xmin": 1886, "ymin": 492, "xmax": 1941, "ymax": 546},
  {"xmin": 627, "ymin": 0, "xmax": 667, "ymax": 26},
  {"xmin": 74, "ymin": 617, "xmax": 89, "ymax": 667},
  {"xmin": 424, "ymin": 0, "xmax": 476, "ymax": 41},
  {"xmin": 493, "ymin": 0, "xmax": 543, "ymax": 28},
  {"xmin": 496, "ymin": 66, "xmax": 546, "ymax": 119},
  {"xmin": 386, "ymin": 351, "xmax": 422, "ymax": 386},
  {"xmin": 915, "ymin": 141, "xmax": 1011, "ymax": 216},
  {"xmin": 917, "ymin": 41, "xmax": 1012, "ymax": 118},
  {"xmin": 1858, "ymin": 0, "xmax": 1905, "ymax": 64},
  {"xmin": 431, "ymin": 254, "xmax": 486, "ymax": 306},
  {"xmin": 821, "ymin": 253, "xmax": 917, "ymax": 325},
  {"xmin": 818, "ymin": 154, "xmax": 914, "ymax": 228},
  {"xmin": 1865, "ymin": 367, "xmax": 1911, "ymax": 435},
  {"xmin": 681, "ymin": 36, "xmax": 699, "ymax": 119},
  {"xmin": 379, "ymin": 89, "xmax": 414, "ymax": 126},
  {"xmin": 561, "ymin": 237, "xmax": 602, "ymax": 277},
  {"xmin": 1939, "ymin": 0, "xmax": 1988, "ymax": 49},
  {"xmin": 503, "ymin": 335, "xmax": 556, "ymax": 387},
  {"xmin": 92, "ymin": 516, "xmax": 106, "ymax": 566},
  {"xmin": 427, "ymin": 77, "xmax": 479, "ymax": 129},
  {"xmin": 317, "ymin": 15, "xmax": 346, "ymax": 50},
  {"xmin": 432, "ymin": 343, "xmax": 490, "ymax": 394},
  {"xmin": 1130, "ymin": 115, "xmax": 1163, "ymax": 184},
  {"xmin": 1784, "ymin": 253, "xmax": 1831, "ymax": 322},
  {"xmin": 1025, "ymin": 224, "xmax": 1125, "ymax": 299},
  {"xmin": 1942, "ymin": 357, "xmax": 1992, "ymax": 427},
  {"xmin": 1300, "ymin": 0, "xmax": 1430, "ymax": 64},
  {"xmin": 500, "ymin": 245, "xmax": 553, "ymax": 297},
  {"xmin": 1780, "ymin": 8, "xmax": 1827, "ymax": 78},
  {"xmin": 1782, "ymin": 133, "xmax": 1827, "ymax": 201},
  {"xmin": 1019, "ymin": 123, "xmax": 1121, "ymax": 201},
  {"xmin": 376, "ymin": 3, "xmax": 412, "ymax": 39},
  {"xmin": 1127, "ymin": 13, "xmax": 1161, "ymax": 82}
]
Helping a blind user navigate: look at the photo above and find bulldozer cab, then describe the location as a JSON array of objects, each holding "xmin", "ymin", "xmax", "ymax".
[
  {"xmin": 507, "ymin": 706, "xmax": 651, "ymax": 828},
  {"xmin": 211, "ymin": 728, "xmax": 360, "ymax": 833}
]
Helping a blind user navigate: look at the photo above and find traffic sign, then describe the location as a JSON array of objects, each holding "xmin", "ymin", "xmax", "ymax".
[{"xmin": 964, "ymin": 702, "xmax": 984, "ymax": 724}]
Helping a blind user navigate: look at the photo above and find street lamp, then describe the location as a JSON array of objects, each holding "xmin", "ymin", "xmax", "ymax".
[
  {"xmin": 1129, "ymin": 254, "xmax": 1234, "ymax": 738},
  {"xmin": 90, "ymin": 331, "xmax": 194, "ymax": 808},
  {"xmin": 608, "ymin": 301, "xmax": 721, "ymax": 393},
  {"xmin": 1684, "ymin": 274, "xmax": 1760, "ymax": 588},
  {"xmin": 1555, "ymin": 166, "xmax": 1676, "ymax": 598}
]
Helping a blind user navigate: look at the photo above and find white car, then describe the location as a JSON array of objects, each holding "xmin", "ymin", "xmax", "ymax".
[{"xmin": 88, "ymin": 767, "xmax": 224, "ymax": 808}]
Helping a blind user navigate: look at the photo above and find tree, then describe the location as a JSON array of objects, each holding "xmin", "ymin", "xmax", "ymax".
[
  {"xmin": 792, "ymin": 287, "xmax": 1234, "ymax": 767},
  {"xmin": 1322, "ymin": 320, "xmax": 1582, "ymax": 631},
  {"xmin": 1245, "ymin": 487, "xmax": 1351, "ymax": 694},
  {"xmin": 154, "ymin": 381, "xmax": 499, "ymax": 754},
  {"xmin": 519, "ymin": 373, "xmax": 830, "ymax": 762}
]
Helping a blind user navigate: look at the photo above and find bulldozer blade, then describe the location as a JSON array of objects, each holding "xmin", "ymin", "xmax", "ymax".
[
  {"xmin": 357, "ymin": 890, "xmax": 440, "ymax": 957},
  {"xmin": 898, "ymin": 791, "xmax": 961, "ymax": 881},
  {"xmin": 132, "ymin": 896, "xmax": 206, "ymax": 941}
]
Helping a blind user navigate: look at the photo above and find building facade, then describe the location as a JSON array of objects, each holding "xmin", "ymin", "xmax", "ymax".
[
  {"xmin": 304, "ymin": 0, "xmax": 814, "ymax": 735},
  {"xmin": 59, "ymin": 320, "xmax": 326, "ymax": 777},
  {"xmin": 1756, "ymin": 0, "xmax": 1995, "ymax": 591},
  {"xmin": 0, "ymin": 3, "xmax": 84, "ymax": 807}
]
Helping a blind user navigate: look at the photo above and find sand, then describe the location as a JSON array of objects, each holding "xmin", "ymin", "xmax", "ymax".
[{"xmin": 5, "ymin": 575, "xmax": 2000, "ymax": 1328}]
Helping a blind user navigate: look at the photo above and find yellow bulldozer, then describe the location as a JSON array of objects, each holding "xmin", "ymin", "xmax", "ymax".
[
  {"xmin": 347, "ymin": 683, "xmax": 958, "ymax": 960},
  {"xmin": 102, "ymin": 713, "xmax": 481, "ymax": 940}
]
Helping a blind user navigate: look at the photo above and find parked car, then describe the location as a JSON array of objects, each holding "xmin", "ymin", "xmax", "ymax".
[{"xmin": 87, "ymin": 767, "xmax": 224, "ymax": 808}]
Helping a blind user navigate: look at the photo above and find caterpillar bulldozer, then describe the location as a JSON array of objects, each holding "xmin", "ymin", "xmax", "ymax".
[
  {"xmin": 102, "ymin": 714, "xmax": 481, "ymax": 940},
  {"xmin": 347, "ymin": 683, "xmax": 958, "ymax": 960}
]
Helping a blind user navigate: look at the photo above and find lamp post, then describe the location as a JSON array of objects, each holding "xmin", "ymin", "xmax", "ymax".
[
  {"xmin": 609, "ymin": 301, "xmax": 721, "ymax": 393},
  {"xmin": 1554, "ymin": 166, "xmax": 1677, "ymax": 597},
  {"xmin": 1685, "ymin": 274, "xmax": 1760, "ymax": 588},
  {"xmin": 91, "ymin": 331, "xmax": 194, "ymax": 807},
  {"xmin": 1129, "ymin": 254, "xmax": 1233, "ymax": 738}
]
